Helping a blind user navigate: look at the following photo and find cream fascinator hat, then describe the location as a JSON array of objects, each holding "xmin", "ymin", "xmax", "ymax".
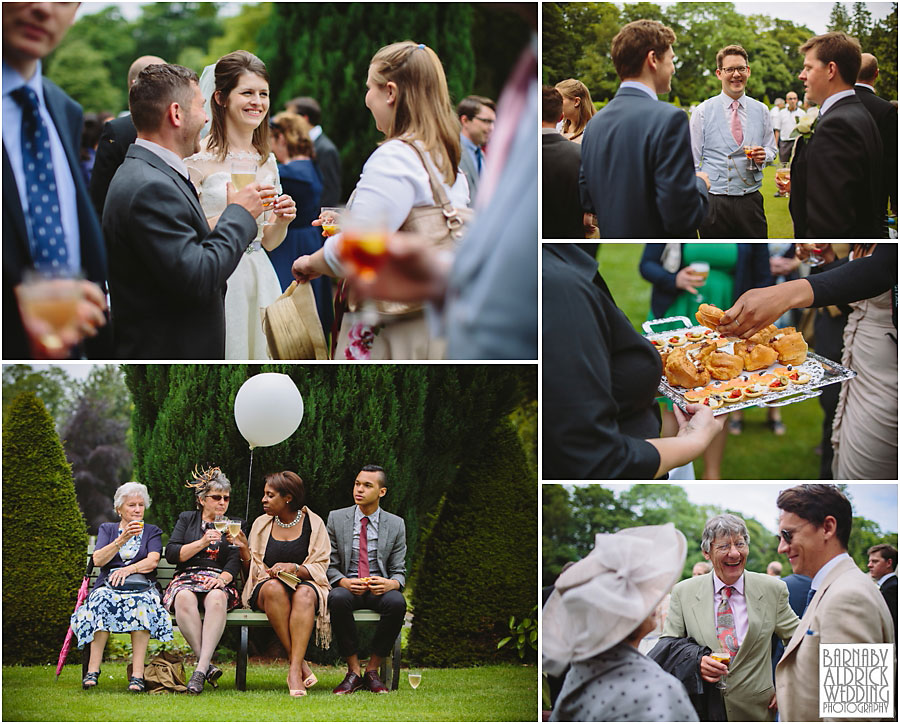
[{"xmin": 543, "ymin": 523, "xmax": 686, "ymax": 677}]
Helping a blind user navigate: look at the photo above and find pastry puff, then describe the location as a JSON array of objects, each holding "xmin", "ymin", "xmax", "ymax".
[
  {"xmin": 734, "ymin": 340, "xmax": 778, "ymax": 371},
  {"xmin": 748, "ymin": 324, "xmax": 779, "ymax": 345},
  {"xmin": 705, "ymin": 349, "xmax": 744, "ymax": 380},
  {"xmin": 770, "ymin": 329, "xmax": 808, "ymax": 365},
  {"xmin": 664, "ymin": 347, "xmax": 710, "ymax": 388},
  {"xmin": 695, "ymin": 303, "xmax": 725, "ymax": 330}
]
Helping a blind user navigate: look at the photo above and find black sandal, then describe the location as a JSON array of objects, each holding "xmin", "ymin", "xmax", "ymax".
[
  {"xmin": 127, "ymin": 675, "xmax": 146, "ymax": 692},
  {"xmin": 205, "ymin": 664, "xmax": 223, "ymax": 689},
  {"xmin": 82, "ymin": 670, "xmax": 100, "ymax": 689}
]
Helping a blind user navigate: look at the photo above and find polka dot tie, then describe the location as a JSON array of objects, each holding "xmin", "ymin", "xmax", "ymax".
[{"xmin": 12, "ymin": 85, "xmax": 68, "ymax": 270}]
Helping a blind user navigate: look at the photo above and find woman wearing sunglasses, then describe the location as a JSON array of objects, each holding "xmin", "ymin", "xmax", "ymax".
[{"xmin": 162, "ymin": 467, "xmax": 246, "ymax": 694}]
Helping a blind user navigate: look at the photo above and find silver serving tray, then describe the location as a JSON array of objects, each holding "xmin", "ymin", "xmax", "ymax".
[{"xmin": 643, "ymin": 315, "xmax": 858, "ymax": 416}]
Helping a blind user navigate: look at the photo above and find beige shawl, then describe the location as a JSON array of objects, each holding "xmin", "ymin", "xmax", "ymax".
[{"xmin": 241, "ymin": 507, "xmax": 332, "ymax": 648}]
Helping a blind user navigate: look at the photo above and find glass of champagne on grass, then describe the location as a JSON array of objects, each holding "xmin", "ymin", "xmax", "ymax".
[{"xmin": 408, "ymin": 670, "xmax": 422, "ymax": 690}]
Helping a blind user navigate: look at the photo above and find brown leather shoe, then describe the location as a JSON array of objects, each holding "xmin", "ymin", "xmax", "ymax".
[
  {"xmin": 332, "ymin": 671, "xmax": 364, "ymax": 695},
  {"xmin": 363, "ymin": 670, "xmax": 389, "ymax": 694}
]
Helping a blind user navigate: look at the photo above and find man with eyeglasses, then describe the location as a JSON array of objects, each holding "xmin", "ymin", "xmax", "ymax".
[
  {"xmin": 661, "ymin": 514, "xmax": 799, "ymax": 721},
  {"xmin": 689, "ymin": 44, "xmax": 776, "ymax": 237},
  {"xmin": 456, "ymin": 95, "xmax": 495, "ymax": 205},
  {"xmin": 775, "ymin": 485, "xmax": 894, "ymax": 722}
]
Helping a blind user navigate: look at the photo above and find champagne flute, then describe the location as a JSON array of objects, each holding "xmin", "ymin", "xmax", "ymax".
[
  {"xmin": 710, "ymin": 650, "xmax": 731, "ymax": 690},
  {"xmin": 226, "ymin": 519, "xmax": 242, "ymax": 549},
  {"xmin": 408, "ymin": 670, "xmax": 422, "ymax": 690},
  {"xmin": 230, "ymin": 159, "xmax": 257, "ymax": 191},
  {"xmin": 775, "ymin": 163, "xmax": 791, "ymax": 197},
  {"xmin": 688, "ymin": 261, "xmax": 709, "ymax": 304},
  {"xmin": 262, "ymin": 180, "xmax": 281, "ymax": 227},
  {"xmin": 16, "ymin": 268, "xmax": 84, "ymax": 352}
]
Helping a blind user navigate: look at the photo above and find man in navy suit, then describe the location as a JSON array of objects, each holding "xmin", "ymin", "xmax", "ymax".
[
  {"xmin": 784, "ymin": 32, "xmax": 883, "ymax": 237},
  {"xmin": 579, "ymin": 19, "xmax": 709, "ymax": 238},
  {"xmin": 855, "ymin": 53, "xmax": 897, "ymax": 220},
  {"xmin": 3, "ymin": 1, "xmax": 109, "ymax": 359}
]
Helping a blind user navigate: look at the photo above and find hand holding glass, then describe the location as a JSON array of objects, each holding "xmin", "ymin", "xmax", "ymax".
[
  {"xmin": 319, "ymin": 207, "xmax": 342, "ymax": 237},
  {"xmin": 688, "ymin": 262, "xmax": 709, "ymax": 304},
  {"xmin": 16, "ymin": 269, "xmax": 84, "ymax": 353},
  {"xmin": 710, "ymin": 651, "xmax": 731, "ymax": 690},
  {"xmin": 775, "ymin": 164, "xmax": 791, "ymax": 196}
]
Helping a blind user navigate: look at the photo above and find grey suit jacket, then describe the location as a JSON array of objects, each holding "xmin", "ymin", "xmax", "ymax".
[
  {"xmin": 458, "ymin": 141, "xmax": 479, "ymax": 206},
  {"xmin": 326, "ymin": 505, "xmax": 407, "ymax": 591},
  {"xmin": 103, "ymin": 144, "xmax": 257, "ymax": 358}
]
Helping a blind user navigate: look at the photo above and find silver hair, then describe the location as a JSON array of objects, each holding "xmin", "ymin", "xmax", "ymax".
[
  {"xmin": 700, "ymin": 513, "xmax": 750, "ymax": 553},
  {"xmin": 114, "ymin": 482, "xmax": 151, "ymax": 513}
]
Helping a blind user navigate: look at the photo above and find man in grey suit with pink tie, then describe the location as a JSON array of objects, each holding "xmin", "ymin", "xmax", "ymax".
[{"xmin": 579, "ymin": 19, "xmax": 710, "ymax": 238}]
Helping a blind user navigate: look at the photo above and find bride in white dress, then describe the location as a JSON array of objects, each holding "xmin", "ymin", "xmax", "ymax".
[{"xmin": 186, "ymin": 50, "xmax": 296, "ymax": 359}]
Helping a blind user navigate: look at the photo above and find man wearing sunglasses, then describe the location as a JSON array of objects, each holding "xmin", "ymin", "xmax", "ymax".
[
  {"xmin": 689, "ymin": 44, "xmax": 776, "ymax": 237},
  {"xmin": 775, "ymin": 484, "xmax": 894, "ymax": 722},
  {"xmin": 661, "ymin": 513, "xmax": 799, "ymax": 721}
]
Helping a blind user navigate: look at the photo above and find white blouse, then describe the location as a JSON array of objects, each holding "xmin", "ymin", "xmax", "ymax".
[{"xmin": 323, "ymin": 139, "xmax": 470, "ymax": 275}]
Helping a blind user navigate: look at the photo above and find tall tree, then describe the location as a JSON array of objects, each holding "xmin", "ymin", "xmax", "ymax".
[
  {"xmin": 2, "ymin": 365, "xmax": 79, "ymax": 428},
  {"xmin": 851, "ymin": 1, "xmax": 874, "ymax": 44},
  {"xmin": 132, "ymin": 2, "xmax": 223, "ymax": 73},
  {"xmin": 828, "ymin": 3, "xmax": 853, "ymax": 33},
  {"xmin": 3, "ymin": 393, "xmax": 87, "ymax": 665},
  {"xmin": 202, "ymin": 2, "xmax": 272, "ymax": 68},
  {"xmin": 868, "ymin": 3, "xmax": 898, "ymax": 99},
  {"xmin": 256, "ymin": 3, "xmax": 478, "ymax": 202}
]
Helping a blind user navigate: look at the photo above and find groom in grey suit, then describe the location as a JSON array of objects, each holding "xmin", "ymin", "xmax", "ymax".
[
  {"xmin": 327, "ymin": 465, "xmax": 407, "ymax": 695},
  {"xmin": 103, "ymin": 63, "xmax": 267, "ymax": 358}
]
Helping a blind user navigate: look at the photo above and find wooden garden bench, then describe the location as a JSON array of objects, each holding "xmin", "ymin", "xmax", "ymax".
[{"xmin": 81, "ymin": 552, "xmax": 400, "ymax": 690}]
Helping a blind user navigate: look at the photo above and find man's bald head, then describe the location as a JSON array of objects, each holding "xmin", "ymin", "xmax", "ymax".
[
  {"xmin": 858, "ymin": 53, "xmax": 878, "ymax": 83},
  {"xmin": 128, "ymin": 55, "xmax": 167, "ymax": 88}
]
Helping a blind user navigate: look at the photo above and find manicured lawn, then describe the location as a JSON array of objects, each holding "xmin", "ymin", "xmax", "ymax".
[
  {"xmin": 3, "ymin": 663, "xmax": 537, "ymax": 722},
  {"xmin": 761, "ymin": 163, "xmax": 794, "ymax": 239},
  {"xmin": 598, "ymin": 242, "xmax": 825, "ymax": 480}
]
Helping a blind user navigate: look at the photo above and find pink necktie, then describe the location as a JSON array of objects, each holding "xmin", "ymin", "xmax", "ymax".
[
  {"xmin": 358, "ymin": 516, "xmax": 370, "ymax": 578},
  {"xmin": 730, "ymin": 100, "xmax": 743, "ymax": 146}
]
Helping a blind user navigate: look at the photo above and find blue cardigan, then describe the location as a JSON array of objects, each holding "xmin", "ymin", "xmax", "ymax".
[
  {"xmin": 639, "ymin": 244, "xmax": 777, "ymax": 319},
  {"xmin": 91, "ymin": 521, "xmax": 163, "ymax": 590}
]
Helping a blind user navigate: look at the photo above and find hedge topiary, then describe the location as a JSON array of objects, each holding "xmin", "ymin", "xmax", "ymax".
[
  {"xmin": 408, "ymin": 419, "xmax": 537, "ymax": 666},
  {"xmin": 3, "ymin": 392, "xmax": 88, "ymax": 665}
]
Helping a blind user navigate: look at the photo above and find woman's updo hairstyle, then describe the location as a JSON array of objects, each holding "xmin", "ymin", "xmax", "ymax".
[
  {"xmin": 185, "ymin": 465, "xmax": 231, "ymax": 509},
  {"xmin": 368, "ymin": 41, "xmax": 460, "ymax": 186},
  {"xmin": 271, "ymin": 111, "xmax": 316, "ymax": 159},
  {"xmin": 206, "ymin": 50, "xmax": 270, "ymax": 161}
]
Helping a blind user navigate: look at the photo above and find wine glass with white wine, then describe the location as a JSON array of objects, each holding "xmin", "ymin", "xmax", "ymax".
[
  {"xmin": 710, "ymin": 650, "xmax": 731, "ymax": 690},
  {"xmin": 226, "ymin": 519, "xmax": 242, "ymax": 549},
  {"xmin": 408, "ymin": 670, "xmax": 422, "ymax": 690}
]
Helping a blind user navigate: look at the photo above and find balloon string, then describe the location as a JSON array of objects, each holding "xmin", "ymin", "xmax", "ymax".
[{"xmin": 245, "ymin": 447, "xmax": 254, "ymax": 521}]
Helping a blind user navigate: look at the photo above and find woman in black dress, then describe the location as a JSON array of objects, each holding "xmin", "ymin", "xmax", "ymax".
[
  {"xmin": 236, "ymin": 472, "xmax": 331, "ymax": 697},
  {"xmin": 162, "ymin": 467, "xmax": 243, "ymax": 694}
]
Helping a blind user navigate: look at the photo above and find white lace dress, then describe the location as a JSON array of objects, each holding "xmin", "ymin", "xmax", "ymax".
[{"xmin": 185, "ymin": 150, "xmax": 282, "ymax": 360}]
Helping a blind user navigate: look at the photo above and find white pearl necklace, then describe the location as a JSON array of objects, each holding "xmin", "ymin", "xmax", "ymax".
[{"xmin": 274, "ymin": 510, "xmax": 302, "ymax": 528}]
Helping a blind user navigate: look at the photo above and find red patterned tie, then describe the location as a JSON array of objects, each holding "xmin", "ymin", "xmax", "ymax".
[
  {"xmin": 358, "ymin": 516, "xmax": 370, "ymax": 578},
  {"xmin": 716, "ymin": 585, "xmax": 739, "ymax": 656}
]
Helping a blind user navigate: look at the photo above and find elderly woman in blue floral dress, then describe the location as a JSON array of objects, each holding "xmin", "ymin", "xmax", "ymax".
[{"xmin": 72, "ymin": 482, "xmax": 173, "ymax": 692}]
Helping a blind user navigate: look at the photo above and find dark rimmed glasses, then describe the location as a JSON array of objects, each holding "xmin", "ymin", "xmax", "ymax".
[
  {"xmin": 777, "ymin": 521, "xmax": 811, "ymax": 544},
  {"xmin": 208, "ymin": 494, "xmax": 230, "ymax": 502}
]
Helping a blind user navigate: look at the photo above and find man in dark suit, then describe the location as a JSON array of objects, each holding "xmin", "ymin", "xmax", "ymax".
[
  {"xmin": 579, "ymin": 19, "xmax": 709, "ymax": 238},
  {"xmin": 287, "ymin": 96, "xmax": 342, "ymax": 206},
  {"xmin": 542, "ymin": 86, "xmax": 585, "ymax": 239},
  {"xmin": 326, "ymin": 465, "xmax": 407, "ymax": 695},
  {"xmin": 2, "ymin": 1, "xmax": 109, "ymax": 359},
  {"xmin": 786, "ymin": 32, "xmax": 883, "ymax": 238},
  {"xmin": 103, "ymin": 63, "xmax": 266, "ymax": 358},
  {"xmin": 89, "ymin": 55, "xmax": 165, "ymax": 220},
  {"xmin": 868, "ymin": 544, "xmax": 898, "ymax": 639},
  {"xmin": 855, "ymin": 53, "xmax": 897, "ymax": 220},
  {"xmin": 771, "ymin": 571, "xmax": 812, "ymax": 673}
]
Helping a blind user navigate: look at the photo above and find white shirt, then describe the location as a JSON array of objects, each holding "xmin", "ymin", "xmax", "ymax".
[
  {"xmin": 2, "ymin": 59, "xmax": 80, "ymax": 271},
  {"xmin": 855, "ymin": 82, "xmax": 876, "ymax": 93},
  {"xmin": 134, "ymin": 138, "xmax": 191, "ymax": 181},
  {"xmin": 777, "ymin": 106, "xmax": 804, "ymax": 138},
  {"xmin": 819, "ymin": 89, "xmax": 857, "ymax": 117},
  {"xmin": 619, "ymin": 80, "xmax": 658, "ymax": 101},
  {"xmin": 323, "ymin": 138, "xmax": 469, "ymax": 274},
  {"xmin": 877, "ymin": 571, "xmax": 897, "ymax": 587},
  {"xmin": 810, "ymin": 551, "xmax": 853, "ymax": 592},
  {"xmin": 309, "ymin": 124, "xmax": 323, "ymax": 143}
]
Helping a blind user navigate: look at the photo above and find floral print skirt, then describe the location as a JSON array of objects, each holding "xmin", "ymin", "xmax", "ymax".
[
  {"xmin": 162, "ymin": 569, "xmax": 241, "ymax": 613},
  {"xmin": 71, "ymin": 586, "xmax": 174, "ymax": 648}
]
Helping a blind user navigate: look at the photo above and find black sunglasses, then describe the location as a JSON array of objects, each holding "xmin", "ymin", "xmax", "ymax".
[
  {"xmin": 207, "ymin": 494, "xmax": 230, "ymax": 502},
  {"xmin": 777, "ymin": 521, "xmax": 811, "ymax": 544}
]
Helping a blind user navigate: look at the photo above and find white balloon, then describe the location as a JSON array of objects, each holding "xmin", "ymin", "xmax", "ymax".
[{"xmin": 234, "ymin": 373, "xmax": 303, "ymax": 449}]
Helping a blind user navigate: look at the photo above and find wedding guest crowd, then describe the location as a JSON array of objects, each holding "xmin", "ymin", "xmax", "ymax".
[
  {"xmin": 3, "ymin": 3, "xmax": 537, "ymax": 362},
  {"xmin": 544, "ymin": 487, "xmax": 896, "ymax": 722},
  {"xmin": 544, "ymin": 19, "xmax": 895, "ymax": 239}
]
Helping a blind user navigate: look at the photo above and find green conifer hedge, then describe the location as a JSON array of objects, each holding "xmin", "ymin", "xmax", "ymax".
[
  {"xmin": 408, "ymin": 419, "xmax": 537, "ymax": 666},
  {"xmin": 3, "ymin": 392, "xmax": 88, "ymax": 665}
]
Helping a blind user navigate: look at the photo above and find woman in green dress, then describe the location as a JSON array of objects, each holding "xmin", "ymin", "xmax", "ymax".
[{"xmin": 640, "ymin": 243, "xmax": 773, "ymax": 478}]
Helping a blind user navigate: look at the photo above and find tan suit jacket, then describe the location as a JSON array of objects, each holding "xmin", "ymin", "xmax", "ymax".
[
  {"xmin": 662, "ymin": 571, "xmax": 800, "ymax": 721},
  {"xmin": 776, "ymin": 556, "xmax": 894, "ymax": 722}
]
